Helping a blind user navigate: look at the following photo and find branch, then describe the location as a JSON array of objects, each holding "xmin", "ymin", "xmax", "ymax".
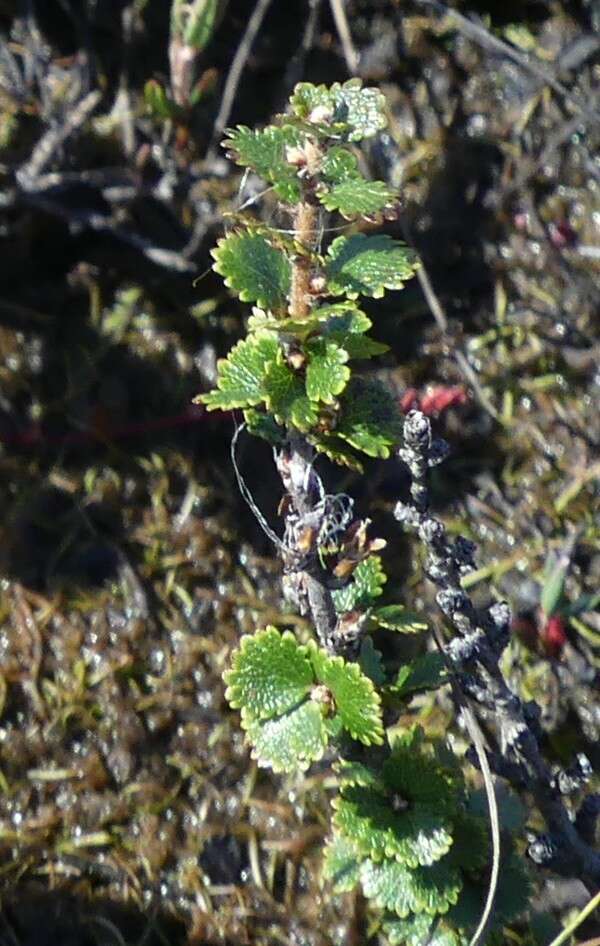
[{"xmin": 396, "ymin": 409, "xmax": 600, "ymax": 886}]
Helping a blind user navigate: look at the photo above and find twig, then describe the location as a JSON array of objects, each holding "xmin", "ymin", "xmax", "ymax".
[
  {"xmin": 206, "ymin": 0, "xmax": 274, "ymax": 161},
  {"xmin": 546, "ymin": 887, "xmax": 600, "ymax": 946},
  {"xmin": 430, "ymin": 621, "xmax": 500, "ymax": 946},
  {"xmin": 17, "ymin": 89, "xmax": 102, "ymax": 185},
  {"xmin": 415, "ymin": 0, "xmax": 600, "ymax": 124},
  {"xmin": 328, "ymin": 0, "xmax": 359, "ymax": 75},
  {"xmin": 396, "ymin": 410, "xmax": 600, "ymax": 889},
  {"xmin": 283, "ymin": 0, "xmax": 323, "ymax": 93}
]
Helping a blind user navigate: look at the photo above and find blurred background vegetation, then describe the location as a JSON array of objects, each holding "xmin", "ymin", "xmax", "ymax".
[{"xmin": 0, "ymin": 1, "xmax": 598, "ymax": 943}]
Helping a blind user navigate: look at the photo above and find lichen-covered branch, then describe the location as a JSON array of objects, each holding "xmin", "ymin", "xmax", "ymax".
[{"xmin": 396, "ymin": 409, "xmax": 600, "ymax": 886}]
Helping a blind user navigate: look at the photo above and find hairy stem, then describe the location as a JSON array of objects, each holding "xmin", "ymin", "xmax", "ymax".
[{"xmin": 275, "ymin": 197, "xmax": 344, "ymax": 653}]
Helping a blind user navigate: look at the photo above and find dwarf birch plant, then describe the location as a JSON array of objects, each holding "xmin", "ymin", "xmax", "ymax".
[{"xmin": 197, "ymin": 81, "xmax": 533, "ymax": 945}]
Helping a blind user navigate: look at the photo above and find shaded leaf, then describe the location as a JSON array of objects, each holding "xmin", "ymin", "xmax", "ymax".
[
  {"xmin": 390, "ymin": 652, "xmax": 448, "ymax": 698},
  {"xmin": 383, "ymin": 740, "xmax": 463, "ymax": 813},
  {"xmin": 305, "ymin": 337, "xmax": 350, "ymax": 403},
  {"xmin": 245, "ymin": 699, "xmax": 327, "ymax": 773},
  {"xmin": 326, "ymin": 234, "xmax": 418, "ymax": 299},
  {"xmin": 371, "ymin": 604, "xmax": 428, "ymax": 634},
  {"xmin": 319, "ymin": 179, "xmax": 398, "ymax": 218},
  {"xmin": 322, "ymin": 835, "xmax": 362, "ymax": 893},
  {"xmin": 336, "ymin": 377, "xmax": 402, "ymax": 458},
  {"xmin": 224, "ymin": 627, "xmax": 313, "ymax": 721},
  {"xmin": 360, "ymin": 857, "xmax": 463, "ymax": 918},
  {"xmin": 201, "ymin": 333, "xmax": 278, "ymax": 410},
  {"xmin": 308, "ymin": 431, "xmax": 364, "ymax": 472},
  {"xmin": 212, "ymin": 232, "xmax": 291, "ymax": 310},
  {"xmin": 358, "ymin": 636, "xmax": 386, "ymax": 685},
  {"xmin": 243, "ymin": 408, "xmax": 285, "ymax": 445},
  {"xmin": 309, "ymin": 644, "xmax": 383, "ymax": 745},
  {"xmin": 264, "ymin": 357, "xmax": 318, "ymax": 431},
  {"xmin": 333, "ymin": 788, "xmax": 453, "ymax": 868}
]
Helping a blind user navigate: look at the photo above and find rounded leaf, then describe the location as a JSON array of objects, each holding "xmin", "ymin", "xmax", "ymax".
[
  {"xmin": 224, "ymin": 627, "xmax": 313, "ymax": 721},
  {"xmin": 305, "ymin": 338, "xmax": 350, "ymax": 404},
  {"xmin": 244, "ymin": 699, "xmax": 327, "ymax": 773},
  {"xmin": 333, "ymin": 788, "xmax": 454, "ymax": 868},
  {"xmin": 335, "ymin": 377, "xmax": 402, "ymax": 458},
  {"xmin": 309, "ymin": 643, "xmax": 383, "ymax": 745},
  {"xmin": 212, "ymin": 231, "xmax": 291, "ymax": 311},
  {"xmin": 322, "ymin": 835, "xmax": 362, "ymax": 893},
  {"xmin": 201, "ymin": 333, "xmax": 278, "ymax": 410},
  {"xmin": 264, "ymin": 356, "xmax": 318, "ymax": 431},
  {"xmin": 360, "ymin": 857, "xmax": 463, "ymax": 918},
  {"xmin": 222, "ymin": 124, "xmax": 303, "ymax": 203},
  {"xmin": 319, "ymin": 179, "xmax": 398, "ymax": 219},
  {"xmin": 326, "ymin": 233, "xmax": 418, "ymax": 299}
]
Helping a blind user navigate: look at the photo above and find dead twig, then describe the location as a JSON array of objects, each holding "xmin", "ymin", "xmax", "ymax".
[
  {"xmin": 206, "ymin": 0, "xmax": 274, "ymax": 161},
  {"xmin": 328, "ymin": 0, "xmax": 359, "ymax": 75},
  {"xmin": 17, "ymin": 89, "xmax": 102, "ymax": 186},
  {"xmin": 415, "ymin": 0, "xmax": 600, "ymax": 124}
]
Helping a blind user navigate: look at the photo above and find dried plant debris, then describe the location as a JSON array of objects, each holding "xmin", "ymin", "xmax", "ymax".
[{"xmin": 0, "ymin": 0, "xmax": 599, "ymax": 944}]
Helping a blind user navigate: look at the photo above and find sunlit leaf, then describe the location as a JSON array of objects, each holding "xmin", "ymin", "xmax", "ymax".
[
  {"xmin": 360, "ymin": 857, "xmax": 463, "ymax": 918},
  {"xmin": 319, "ymin": 179, "xmax": 398, "ymax": 219},
  {"xmin": 326, "ymin": 234, "xmax": 418, "ymax": 299},
  {"xmin": 224, "ymin": 627, "xmax": 313, "ymax": 721},
  {"xmin": 201, "ymin": 333, "xmax": 278, "ymax": 410},
  {"xmin": 212, "ymin": 232, "xmax": 291, "ymax": 310},
  {"xmin": 308, "ymin": 643, "xmax": 383, "ymax": 745}
]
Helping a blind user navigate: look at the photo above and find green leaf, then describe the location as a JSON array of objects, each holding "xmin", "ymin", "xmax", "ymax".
[
  {"xmin": 308, "ymin": 431, "xmax": 365, "ymax": 472},
  {"xmin": 448, "ymin": 851, "xmax": 531, "ymax": 932},
  {"xmin": 224, "ymin": 627, "xmax": 313, "ymax": 721},
  {"xmin": 336, "ymin": 759, "xmax": 388, "ymax": 793},
  {"xmin": 305, "ymin": 338, "xmax": 350, "ymax": 403},
  {"xmin": 358, "ymin": 636, "xmax": 386, "ymax": 685},
  {"xmin": 390, "ymin": 652, "xmax": 448, "ymax": 697},
  {"xmin": 326, "ymin": 234, "xmax": 419, "ymax": 299},
  {"xmin": 336, "ymin": 377, "xmax": 402, "ymax": 458},
  {"xmin": 320, "ymin": 308, "xmax": 389, "ymax": 359},
  {"xmin": 308, "ymin": 643, "xmax": 383, "ymax": 745},
  {"xmin": 319, "ymin": 179, "xmax": 398, "ymax": 218},
  {"xmin": 320, "ymin": 146, "xmax": 361, "ymax": 183},
  {"xmin": 171, "ymin": 0, "xmax": 227, "ymax": 51},
  {"xmin": 212, "ymin": 232, "xmax": 291, "ymax": 310},
  {"xmin": 540, "ymin": 547, "xmax": 569, "ymax": 618},
  {"xmin": 245, "ymin": 699, "xmax": 327, "ymax": 773},
  {"xmin": 144, "ymin": 79, "xmax": 179, "ymax": 119},
  {"xmin": 562, "ymin": 590, "xmax": 600, "ymax": 618},
  {"xmin": 222, "ymin": 124, "xmax": 303, "ymax": 202},
  {"xmin": 383, "ymin": 741, "xmax": 463, "ymax": 814},
  {"xmin": 201, "ymin": 333, "xmax": 278, "ymax": 410},
  {"xmin": 333, "ymin": 788, "xmax": 453, "ymax": 868},
  {"xmin": 264, "ymin": 356, "xmax": 318, "ymax": 431},
  {"xmin": 243, "ymin": 408, "xmax": 285, "ymax": 445},
  {"xmin": 360, "ymin": 857, "xmax": 463, "ymax": 918},
  {"xmin": 467, "ymin": 786, "xmax": 526, "ymax": 835},
  {"xmin": 291, "ymin": 80, "xmax": 388, "ymax": 142},
  {"xmin": 322, "ymin": 835, "xmax": 362, "ymax": 893},
  {"xmin": 333, "ymin": 554, "xmax": 386, "ymax": 612},
  {"xmin": 383, "ymin": 914, "xmax": 462, "ymax": 946},
  {"xmin": 371, "ymin": 604, "xmax": 428, "ymax": 634}
]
